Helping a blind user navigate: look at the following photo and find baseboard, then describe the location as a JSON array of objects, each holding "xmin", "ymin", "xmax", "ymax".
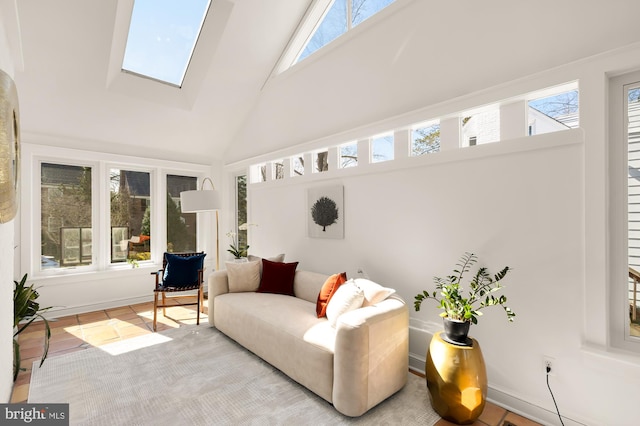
[
  {"xmin": 410, "ymin": 353, "xmax": 589, "ymax": 426},
  {"xmin": 44, "ymin": 295, "xmax": 155, "ymax": 319}
]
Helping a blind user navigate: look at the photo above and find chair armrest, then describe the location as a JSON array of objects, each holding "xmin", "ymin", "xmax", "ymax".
[
  {"xmin": 207, "ymin": 270, "xmax": 229, "ymax": 326},
  {"xmin": 332, "ymin": 296, "xmax": 409, "ymax": 417}
]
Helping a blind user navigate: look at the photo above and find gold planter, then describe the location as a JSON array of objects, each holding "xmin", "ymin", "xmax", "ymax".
[{"xmin": 425, "ymin": 331, "xmax": 487, "ymax": 424}]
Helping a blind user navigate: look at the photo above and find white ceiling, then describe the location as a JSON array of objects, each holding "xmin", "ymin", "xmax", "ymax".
[{"xmin": 11, "ymin": 0, "xmax": 312, "ymax": 164}]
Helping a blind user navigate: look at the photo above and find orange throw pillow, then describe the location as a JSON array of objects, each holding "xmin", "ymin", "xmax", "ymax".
[{"xmin": 316, "ymin": 272, "xmax": 347, "ymax": 318}]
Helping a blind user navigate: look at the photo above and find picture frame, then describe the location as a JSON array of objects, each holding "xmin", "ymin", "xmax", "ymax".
[{"xmin": 307, "ymin": 185, "xmax": 344, "ymax": 239}]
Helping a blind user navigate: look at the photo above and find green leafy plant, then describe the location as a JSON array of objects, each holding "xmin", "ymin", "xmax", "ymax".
[
  {"xmin": 13, "ymin": 273, "xmax": 52, "ymax": 381},
  {"xmin": 414, "ymin": 252, "xmax": 515, "ymax": 324}
]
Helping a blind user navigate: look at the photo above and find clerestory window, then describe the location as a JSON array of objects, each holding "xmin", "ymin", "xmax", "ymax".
[{"xmin": 291, "ymin": 0, "xmax": 395, "ymax": 66}]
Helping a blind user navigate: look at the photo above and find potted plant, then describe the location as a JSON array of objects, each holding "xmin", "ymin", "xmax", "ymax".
[
  {"xmin": 414, "ymin": 252, "xmax": 515, "ymax": 345},
  {"xmin": 226, "ymin": 223, "xmax": 257, "ymax": 260},
  {"xmin": 13, "ymin": 273, "xmax": 52, "ymax": 381}
]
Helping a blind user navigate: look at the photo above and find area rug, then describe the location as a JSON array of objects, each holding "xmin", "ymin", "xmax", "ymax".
[{"xmin": 29, "ymin": 325, "xmax": 440, "ymax": 425}]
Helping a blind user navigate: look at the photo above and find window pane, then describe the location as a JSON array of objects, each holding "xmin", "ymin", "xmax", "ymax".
[
  {"xmin": 528, "ymin": 89, "xmax": 579, "ymax": 135},
  {"xmin": 273, "ymin": 160, "xmax": 285, "ymax": 180},
  {"xmin": 341, "ymin": 142, "xmax": 358, "ymax": 168},
  {"xmin": 110, "ymin": 169, "xmax": 151, "ymax": 263},
  {"xmin": 411, "ymin": 122, "xmax": 440, "ymax": 156},
  {"xmin": 351, "ymin": 0, "xmax": 394, "ymax": 26},
  {"xmin": 297, "ymin": 0, "xmax": 347, "ymax": 62},
  {"xmin": 371, "ymin": 133, "xmax": 394, "ymax": 163},
  {"xmin": 236, "ymin": 175, "xmax": 248, "ymax": 255},
  {"xmin": 41, "ymin": 163, "xmax": 92, "ymax": 270},
  {"xmin": 628, "ymin": 85, "xmax": 640, "ymax": 337},
  {"xmin": 314, "ymin": 151, "xmax": 329, "ymax": 172},
  {"xmin": 292, "ymin": 155, "xmax": 304, "ymax": 177},
  {"xmin": 167, "ymin": 175, "xmax": 197, "ymax": 252},
  {"xmin": 461, "ymin": 109, "xmax": 500, "ymax": 147}
]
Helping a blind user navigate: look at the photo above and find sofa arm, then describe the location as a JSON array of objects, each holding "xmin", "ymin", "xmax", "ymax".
[
  {"xmin": 332, "ymin": 296, "xmax": 409, "ymax": 417},
  {"xmin": 207, "ymin": 270, "xmax": 229, "ymax": 326}
]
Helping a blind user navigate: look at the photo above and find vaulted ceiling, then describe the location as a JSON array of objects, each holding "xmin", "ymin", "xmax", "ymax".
[
  {"xmin": 7, "ymin": 0, "xmax": 640, "ymax": 167},
  {"xmin": 11, "ymin": 0, "xmax": 312, "ymax": 164}
]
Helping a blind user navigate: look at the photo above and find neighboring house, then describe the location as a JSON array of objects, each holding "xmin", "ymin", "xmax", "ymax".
[{"xmin": 461, "ymin": 106, "xmax": 575, "ymax": 146}]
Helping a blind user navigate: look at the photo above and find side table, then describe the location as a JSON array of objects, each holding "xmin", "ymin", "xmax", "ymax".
[{"xmin": 425, "ymin": 331, "xmax": 487, "ymax": 424}]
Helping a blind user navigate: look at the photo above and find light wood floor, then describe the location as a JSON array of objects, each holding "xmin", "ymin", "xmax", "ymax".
[{"xmin": 12, "ymin": 298, "xmax": 543, "ymax": 426}]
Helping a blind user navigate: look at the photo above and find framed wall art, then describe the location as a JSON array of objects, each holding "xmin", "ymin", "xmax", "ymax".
[
  {"xmin": 307, "ymin": 185, "xmax": 344, "ymax": 239},
  {"xmin": 0, "ymin": 68, "xmax": 20, "ymax": 223}
]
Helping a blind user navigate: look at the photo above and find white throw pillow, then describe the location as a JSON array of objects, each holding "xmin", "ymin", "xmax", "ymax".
[
  {"xmin": 353, "ymin": 278, "xmax": 396, "ymax": 307},
  {"xmin": 326, "ymin": 281, "xmax": 365, "ymax": 327},
  {"xmin": 226, "ymin": 260, "xmax": 261, "ymax": 292}
]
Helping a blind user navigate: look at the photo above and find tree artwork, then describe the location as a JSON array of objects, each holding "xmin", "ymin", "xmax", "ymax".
[{"xmin": 311, "ymin": 196, "xmax": 339, "ymax": 231}]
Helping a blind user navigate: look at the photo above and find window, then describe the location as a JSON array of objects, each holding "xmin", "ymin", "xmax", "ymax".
[
  {"xmin": 528, "ymin": 87, "xmax": 579, "ymax": 135},
  {"xmin": 110, "ymin": 169, "xmax": 151, "ymax": 263},
  {"xmin": 295, "ymin": 0, "xmax": 395, "ymax": 64},
  {"xmin": 371, "ymin": 133, "xmax": 394, "ymax": 163},
  {"xmin": 122, "ymin": 0, "xmax": 211, "ymax": 86},
  {"xmin": 461, "ymin": 109, "xmax": 500, "ymax": 147},
  {"xmin": 273, "ymin": 160, "xmax": 285, "ymax": 180},
  {"xmin": 627, "ymin": 84, "xmax": 640, "ymax": 340},
  {"xmin": 167, "ymin": 175, "xmax": 197, "ymax": 252},
  {"xmin": 610, "ymin": 70, "xmax": 640, "ymax": 352},
  {"xmin": 235, "ymin": 175, "xmax": 248, "ymax": 254},
  {"xmin": 41, "ymin": 163, "xmax": 93, "ymax": 270},
  {"xmin": 292, "ymin": 155, "xmax": 304, "ymax": 177},
  {"xmin": 28, "ymin": 146, "xmax": 209, "ymax": 277},
  {"xmin": 340, "ymin": 142, "xmax": 358, "ymax": 168},
  {"xmin": 314, "ymin": 150, "xmax": 329, "ymax": 172},
  {"xmin": 411, "ymin": 121, "xmax": 440, "ymax": 156}
]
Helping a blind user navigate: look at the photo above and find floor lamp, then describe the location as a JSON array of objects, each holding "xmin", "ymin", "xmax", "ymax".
[{"xmin": 180, "ymin": 177, "xmax": 221, "ymax": 270}]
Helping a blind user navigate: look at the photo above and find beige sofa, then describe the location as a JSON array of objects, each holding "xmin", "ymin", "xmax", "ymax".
[{"xmin": 207, "ymin": 269, "xmax": 409, "ymax": 417}]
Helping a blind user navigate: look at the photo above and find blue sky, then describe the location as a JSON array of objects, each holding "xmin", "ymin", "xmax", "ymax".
[{"xmin": 122, "ymin": 0, "xmax": 210, "ymax": 86}]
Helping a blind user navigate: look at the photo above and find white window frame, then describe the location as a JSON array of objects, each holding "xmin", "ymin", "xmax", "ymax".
[
  {"xmin": 610, "ymin": 70, "xmax": 640, "ymax": 353},
  {"xmin": 21, "ymin": 143, "xmax": 211, "ymax": 279}
]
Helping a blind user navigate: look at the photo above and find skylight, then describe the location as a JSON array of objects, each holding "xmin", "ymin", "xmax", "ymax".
[{"xmin": 122, "ymin": 0, "xmax": 211, "ymax": 87}]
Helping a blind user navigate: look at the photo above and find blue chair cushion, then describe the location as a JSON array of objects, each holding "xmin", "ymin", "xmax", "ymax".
[{"xmin": 162, "ymin": 253, "xmax": 205, "ymax": 287}]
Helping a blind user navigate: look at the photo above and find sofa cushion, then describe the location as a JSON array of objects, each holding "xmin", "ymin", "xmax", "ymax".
[
  {"xmin": 248, "ymin": 253, "xmax": 285, "ymax": 274},
  {"xmin": 226, "ymin": 260, "xmax": 261, "ymax": 292},
  {"xmin": 214, "ymin": 292, "xmax": 335, "ymax": 402},
  {"xmin": 353, "ymin": 278, "xmax": 396, "ymax": 306},
  {"xmin": 316, "ymin": 272, "xmax": 347, "ymax": 318},
  {"xmin": 326, "ymin": 281, "xmax": 365, "ymax": 327},
  {"xmin": 257, "ymin": 259, "xmax": 298, "ymax": 295}
]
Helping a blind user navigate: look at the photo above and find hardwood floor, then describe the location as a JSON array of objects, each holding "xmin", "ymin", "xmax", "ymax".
[{"xmin": 11, "ymin": 298, "xmax": 543, "ymax": 426}]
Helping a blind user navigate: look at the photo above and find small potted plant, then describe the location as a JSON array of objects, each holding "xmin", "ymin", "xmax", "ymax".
[
  {"xmin": 226, "ymin": 223, "xmax": 257, "ymax": 260},
  {"xmin": 13, "ymin": 273, "xmax": 52, "ymax": 381},
  {"xmin": 414, "ymin": 252, "xmax": 515, "ymax": 345}
]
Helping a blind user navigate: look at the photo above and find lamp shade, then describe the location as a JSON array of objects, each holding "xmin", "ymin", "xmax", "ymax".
[{"xmin": 180, "ymin": 189, "xmax": 220, "ymax": 213}]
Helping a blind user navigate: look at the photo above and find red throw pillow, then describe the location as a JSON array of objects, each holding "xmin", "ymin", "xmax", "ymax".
[
  {"xmin": 316, "ymin": 272, "xmax": 347, "ymax": 318},
  {"xmin": 257, "ymin": 259, "xmax": 299, "ymax": 296}
]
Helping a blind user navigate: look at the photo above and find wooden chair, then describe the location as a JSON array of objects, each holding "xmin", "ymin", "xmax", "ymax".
[{"xmin": 152, "ymin": 252, "xmax": 205, "ymax": 332}]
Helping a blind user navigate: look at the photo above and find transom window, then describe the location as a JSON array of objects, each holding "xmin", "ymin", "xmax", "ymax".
[{"xmin": 122, "ymin": 0, "xmax": 211, "ymax": 87}]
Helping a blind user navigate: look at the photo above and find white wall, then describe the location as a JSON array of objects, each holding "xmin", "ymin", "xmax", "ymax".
[
  {"xmin": 0, "ymin": 2, "xmax": 17, "ymax": 402},
  {"xmin": 224, "ymin": 1, "xmax": 640, "ymax": 424}
]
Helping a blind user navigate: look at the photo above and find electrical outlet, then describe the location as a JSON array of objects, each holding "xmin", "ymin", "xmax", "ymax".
[{"xmin": 543, "ymin": 355, "xmax": 555, "ymax": 376}]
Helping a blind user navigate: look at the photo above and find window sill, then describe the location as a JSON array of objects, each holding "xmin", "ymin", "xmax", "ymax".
[{"xmin": 581, "ymin": 342, "xmax": 640, "ymax": 378}]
